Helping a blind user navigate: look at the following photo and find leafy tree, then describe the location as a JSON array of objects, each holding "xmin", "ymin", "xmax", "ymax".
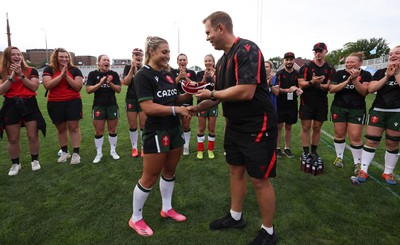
[
  {"xmin": 343, "ymin": 37, "xmax": 390, "ymax": 59},
  {"xmin": 268, "ymin": 56, "xmax": 283, "ymax": 69},
  {"xmin": 326, "ymin": 48, "xmax": 345, "ymax": 66},
  {"xmin": 326, "ymin": 37, "xmax": 390, "ymax": 66},
  {"xmin": 189, "ymin": 65, "xmax": 203, "ymax": 72}
]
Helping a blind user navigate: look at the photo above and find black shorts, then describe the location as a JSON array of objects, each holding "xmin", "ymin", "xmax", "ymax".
[
  {"xmin": 278, "ymin": 105, "xmax": 298, "ymax": 124},
  {"xmin": 299, "ymin": 101, "xmax": 328, "ymax": 121},
  {"xmin": 126, "ymin": 98, "xmax": 142, "ymax": 112},
  {"xmin": 2, "ymin": 97, "xmax": 40, "ymax": 125},
  {"xmin": 142, "ymin": 126, "xmax": 185, "ymax": 154},
  {"xmin": 47, "ymin": 98, "xmax": 83, "ymax": 124},
  {"xmin": 224, "ymin": 126, "xmax": 277, "ymax": 179}
]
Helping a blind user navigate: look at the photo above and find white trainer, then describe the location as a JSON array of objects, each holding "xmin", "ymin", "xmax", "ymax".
[
  {"xmin": 183, "ymin": 147, "xmax": 189, "ymax": 156},
  {"xmin": 31, "ymin": 160, "xmax": 41, "ymax": 171},
  {"xmin": 110, "ymin": 151, "xmax": 120, "ymax": 160},
  {"xmin": 58, "ymin": 152, "xmax": 71, "ymax": 163},
  {"xmin": 93, "ymin": 154, "xmax": 103, "ymax": 163},
  {"xmin": 8, "ymin": 163, "xmax": 21, "ymax": 176},
  {"xmin": 70, "ymin": 153, "xmax": 81, "ymax": 165}
]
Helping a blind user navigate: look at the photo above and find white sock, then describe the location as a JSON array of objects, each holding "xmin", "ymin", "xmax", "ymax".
[
  {"xmin": 230, "ymin": 209, "xmax": 242, "ymax": 221},
  {"xmin": 197, "ymin": 134, "xmax": 205, "ymax": 144},
  {"xmin": 132, "ymin": 182, "xmax": 151, "ymax": 222},
  {"xmin": 129, "ymin": 129, "xmax": 138, "ymax": 149},
  {"xmin": 140, "ymin": 129, "xmax": 144, "ymax": 150},
  {"xmin": 109, "ymin": 134, "xmax": 118, "ymax": 152},
  {"xmin": 350, "ymin": 145, "xmax": 363, "ymax": 165},
  {"xmin": 334, "ymin": 139, "xmax": 346, "ymax": 158},
  {"xmin": 160, "ymin": 176, "xmax": 175, "ymax": 212},
  {"xmin": 361, "ymin": 146, "xmax": 376, "ymax": 173},
  {"xmin": 384, "ymin": 150, "xmax": 399, "ymax": 174},
  {"xmin": 184, "ymin": 130, "xmax": 191, "ymax": 148},
  {"xmin": 95, "ymin": 136, "xmax": 104, "ymax": 155},
  {"xmin": 261, "ymin": 224, "xmax": 274, "ymax": 235}
]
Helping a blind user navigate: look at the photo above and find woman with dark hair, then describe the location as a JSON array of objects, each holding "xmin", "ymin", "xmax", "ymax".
[
  {"xmin": 172, "ymin": 53, "xmax": 197, "ymax": 155},
  {"xmin": 0, "ymin": 46, "xmax": 45, "ymax": 175},
  {"xmin": 86, "ymin": 55, "xmax": 121, "ymax": 163},
  {"xmin": 122, "ymin": 48, "xmax": 146, "ymax": 158},
  {"xmin": 42, "ymin": 48, "xmax": 83, "ymax": 165}
]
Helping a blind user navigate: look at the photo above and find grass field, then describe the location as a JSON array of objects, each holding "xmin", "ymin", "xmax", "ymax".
[{"xmin": 0, "ymin": 86, "xmax": 399, "ymax": 245}]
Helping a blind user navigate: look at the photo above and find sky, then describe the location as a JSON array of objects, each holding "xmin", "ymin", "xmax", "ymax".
[{"xmin": 1, "ymin": 0, "xmax": 399, "ymax": 68}]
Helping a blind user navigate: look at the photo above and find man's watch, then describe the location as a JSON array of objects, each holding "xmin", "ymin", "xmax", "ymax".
[{"xmin": 210, "ymin": 90, "xmax": 217, "ymax": 101}]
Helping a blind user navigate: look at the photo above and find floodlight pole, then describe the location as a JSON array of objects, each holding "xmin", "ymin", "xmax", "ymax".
[
  {"xmin": 41, "ymin": 28, "xmax": 49, "ymax": 65},
  {"xmin": 6, "ymin": 13, "xmax": 12, "ymax": 46}
]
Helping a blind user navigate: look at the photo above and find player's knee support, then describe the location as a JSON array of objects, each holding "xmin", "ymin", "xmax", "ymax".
[
  {"xmin": 385, "ymin": 134, "xmax": 400, "ymax": 142},
  {"xmin": 365, "ymin": 134, "xmax": 382, "ymax": 142}
]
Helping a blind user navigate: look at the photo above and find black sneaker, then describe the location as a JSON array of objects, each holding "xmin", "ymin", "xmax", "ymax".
[
  {"xmin": 248, "ymin": 228, "xmax": 278, "ymax": 245},
  {"xmin": 276, "ymin": 149, "xmax": 282, "ymax": 158},
  {"xmin": 283, "ymin": 148, "xmax": 294, "ymax": 158},
  {"xmin": 209, "ymin": 213, "xmax": 247, "ymax": 230}
]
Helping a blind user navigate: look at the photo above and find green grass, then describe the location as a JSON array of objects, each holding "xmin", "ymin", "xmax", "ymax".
[{"xmin": 0, "ymin": 87, "xmax": 399, "ymax": 245}]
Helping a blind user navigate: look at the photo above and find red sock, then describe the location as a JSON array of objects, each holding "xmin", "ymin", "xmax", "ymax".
[
  {"xmin": 198, "ymin": 142, "xmax": 204, "ymax": 151},
  {"xmin": 208, "ymin": 140, "xmax": 214, "ymax": 151}
]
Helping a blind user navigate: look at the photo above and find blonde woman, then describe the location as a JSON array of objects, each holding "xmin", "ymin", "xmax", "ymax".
[
  {"xmin": 356, "ymin": 46, "xmax": 400, "ymax": 185},
  {"xmin": 196, "ymin": 54, "xmax": 218, "ymax": 159},
  {"xmin": 329, "ymin": 52, "xmax": 371, "ymax": 172},
  {"xmin": 128, "ymin": 36, "xmax": 192, "ymax": 236}
]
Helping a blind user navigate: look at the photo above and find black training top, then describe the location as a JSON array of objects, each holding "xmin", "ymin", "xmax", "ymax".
[
  {"xmin": 298, "ymin": 61, "xmax": 335, "ymax": 105},
  {"xmin": 134, "ymin": 65, "xmax": 180, "ymax": 130},
  {"xmin": 215, "ymin": 37, "xmax": 277, "ymax": 139},
  {"xmin": 371, "ymin": 68, "xmax": 400, "ymax": 109},
  {"xmin": 276, "ymin": 69, "xmax": 299, "ymax": 107},
  {"xmin": 87, "ymin": 69, "xmax": 121, "ymax": 106},
  {"xmin": 331, "ymin": 69, "xmax": 372, "ymax": 109}
]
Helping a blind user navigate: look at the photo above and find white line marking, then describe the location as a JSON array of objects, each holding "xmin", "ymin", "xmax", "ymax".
[
  {"xmin": 320, "ymin": 136, "xmax": 400, "ymax": 199},
  {"xmin": 321, "ymin": 129, "xmax": 400, "ymax": 180}
]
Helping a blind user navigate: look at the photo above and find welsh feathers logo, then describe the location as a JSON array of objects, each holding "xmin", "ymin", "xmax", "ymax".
[
  {"xmin": 332, "ymin": 114, "xmax": 338, "ymax": 120},
  {"xmin": 166, "ymin": 75, "xmax": 174, "ymax": 84},
  {"xmin": 95, "ymin": 111, "xmax": 101, "ymax": 117},
  {"xmin": 127, "ymin": 104, "xmax": 133, "ymax": 109},
  {"xmin": 162, "ymin": 135, "xmax": 170, "ymax": 147},
  {"xmin": 370, "ymin": 116, "xmax": 379, "ymax": 124}
]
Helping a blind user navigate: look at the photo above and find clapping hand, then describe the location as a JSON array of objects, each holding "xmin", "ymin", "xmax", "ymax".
[
  {"xmin": 311, "ymin": 73, "xmax": 325, "ymax": 84},
  {"xmin": 348, "ymin": 68, "xmax": 360, "ymax": 80}
]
